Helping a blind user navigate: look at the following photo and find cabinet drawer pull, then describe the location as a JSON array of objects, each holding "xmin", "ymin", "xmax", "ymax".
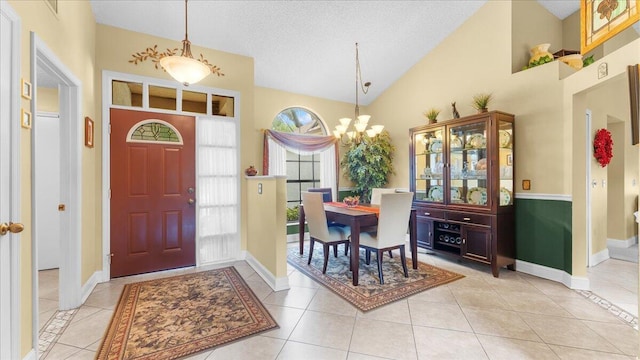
[
  {"xmin": 463, "ymin": 217, "xmax": 471, "ymax": 221},
  {"xmin": 462, "ymin": 238, "xmax": 466, "ymax": 244},
  {"xmin": 424, "ymin": 212, "xmax": 431, "ymax": 216}
]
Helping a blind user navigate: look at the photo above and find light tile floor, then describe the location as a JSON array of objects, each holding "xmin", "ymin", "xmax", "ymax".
[
  {"xmin": 38, "ymin": 248, "xmax": 639, "ymax": 359},
  {"xmin": 589, "ymin": 257, "xmax": 638, "ymax": 317}
]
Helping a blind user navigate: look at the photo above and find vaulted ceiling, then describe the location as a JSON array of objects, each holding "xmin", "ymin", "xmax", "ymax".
[{"xmin": 89, "ymin": 1, "xmax": 580, "ymax": 105}]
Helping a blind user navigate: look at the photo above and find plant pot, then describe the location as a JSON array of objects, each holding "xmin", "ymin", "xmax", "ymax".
[
  {"xmin": 529, "ymin": 43, "xmax": 553, "ymax": 65},
  {"xmin": 477, "ymin": 108, "xmax": 488, "ymax": 113},
  {"xmin": 428, "ymin": 119, "xmax": 437, "ymax": 124},
  {"xmin": 245, "ymin": 165, "xmax": 258, "ymax": 176}
]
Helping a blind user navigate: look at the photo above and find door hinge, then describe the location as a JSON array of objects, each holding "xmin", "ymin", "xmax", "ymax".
[
  {"xmin": 109, "ymin": 123, "xmax": 111, "ymax": 135},
  {"xmin": 109, "ymin": 189, "xmax": 111, "ymax": 199},
  {"xmin": 109, "ymin": 253, "xmax": 114, "ymax": 264}
]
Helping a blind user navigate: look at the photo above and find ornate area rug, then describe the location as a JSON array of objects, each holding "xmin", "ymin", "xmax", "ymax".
[
  {"xmin": 96, "ymin": 267, "xmax": 278, "ymax": 360},
  {"xmin": 288, "ymin": 244, "xmax": 464, "ymax": 312}
]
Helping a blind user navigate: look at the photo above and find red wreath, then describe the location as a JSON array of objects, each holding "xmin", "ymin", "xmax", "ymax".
[{"xmin": 593, "ymin": 128, "xmax": 613, "ymax": 167}]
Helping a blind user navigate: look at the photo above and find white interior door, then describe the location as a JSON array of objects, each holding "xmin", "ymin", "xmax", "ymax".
[
  {"xmin": 36, "ymin": 113, "xmax": 61, "ymax": 270},
  {"xmin": 0, "ymin": 1, "xmax": 21, "ymax": 358}
]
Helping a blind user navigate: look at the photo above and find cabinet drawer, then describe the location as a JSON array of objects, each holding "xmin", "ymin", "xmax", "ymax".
[
  {"xmin": 446, "ymin": 211, "xmax": 492, "ymax": 226},
  {"xmin": 416, "ymin": 208, "xmax": 445, "ymax": 220}
]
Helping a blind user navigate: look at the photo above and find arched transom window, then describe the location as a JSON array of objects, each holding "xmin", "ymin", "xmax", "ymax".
[
  {"xmin": 272, "ymin": 107, "xmax": 325, "ymax": 135},
  {"xmin": 271, "ymin": 107, "xmax": 330, "ymax": 212},
  {"xmin": 126, "ymin": 119, "xmax": 184, "ymax": 145}
]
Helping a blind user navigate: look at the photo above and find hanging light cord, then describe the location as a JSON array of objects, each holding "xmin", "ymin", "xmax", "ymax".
[
  {"xmin": 354, "ymin": 43, "xmax": 371, "ymax": 118},
  {"xmin": 180, "ymin": 0, "xmax": 194, "ymax": 58}
]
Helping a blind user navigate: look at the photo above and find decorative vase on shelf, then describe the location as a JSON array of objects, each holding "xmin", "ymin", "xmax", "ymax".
[
  {"xmin": 245, "ymin": 165, "xmax": 258, "ymax": 176},
  {"xmin": 529, "ymin": 43, "xmax": 553, "ymax": 65}
]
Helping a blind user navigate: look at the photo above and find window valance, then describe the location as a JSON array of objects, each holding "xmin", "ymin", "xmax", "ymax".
[{"xmin": 262, "ymin": 129, "xmax": 339, "ymax": 194}]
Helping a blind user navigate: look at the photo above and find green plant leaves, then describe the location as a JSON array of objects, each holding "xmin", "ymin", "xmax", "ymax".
[
  {"xmin": 522, "ymin": 55, "xmax": 553, "ymax": 70},
  {"xmin": 340, "ymin": 131, "xmax": 395, "ymax": 203}
]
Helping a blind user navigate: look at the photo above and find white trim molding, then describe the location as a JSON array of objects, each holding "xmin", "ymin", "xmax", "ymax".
[
  {"xmin": 590, "ymin": 248, "xmax": 610, "ymax": 267},
  {"xmin": 245, "ymin": 252, "xmax": 290, "ymax": 292},
  {"xmin": 81, "ymin": 271, "xmax": 102, "ymax": 304},
  {"xmin": 608, "ymin": 237, "xmax": 638, "ymax": 248},
  {"xmin": 516, "ymin": 259, "xmax": 590, "ymax": 290},
  {"xmin": 514, "ymin": 193, "xmax": 572, "ymax": 202},
  {"xmin": 0, "ymin": 2, "xmax": 22, "ymax": 358},
  {"xmin": 21, "ymin": 350, "xmax": 36, "ymax": 360}
]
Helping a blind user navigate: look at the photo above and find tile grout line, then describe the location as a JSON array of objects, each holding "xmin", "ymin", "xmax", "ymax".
[
  {"xmin": 38, "ymin": 309, "xmax": 78, "ymax": 359},
  {"xmin": 575, "ymin": 290, "xmax": 638, "ymax": 329}
]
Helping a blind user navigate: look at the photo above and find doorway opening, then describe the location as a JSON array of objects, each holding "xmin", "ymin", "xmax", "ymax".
[{"xmin": 31, "ymin": 32, "xmax": 82, "ymax": 353}]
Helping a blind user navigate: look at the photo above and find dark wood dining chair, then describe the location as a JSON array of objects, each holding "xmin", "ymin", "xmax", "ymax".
[
  {"xmin": 302, "ymin": 191, "xmax": 350, "ymax": 274},
  {"xmin": 358, "ymin": 192, "xmax": 414, "ymax": 284}
]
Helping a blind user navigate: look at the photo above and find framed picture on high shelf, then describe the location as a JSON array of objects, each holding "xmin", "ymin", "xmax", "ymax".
[
  {"xmin": 85, "ymin": 116, "xmax": 94, "ymax": 148},
  {"xmin": 581, "ymin": 0, "xmax": 640, "ymax": 54}
]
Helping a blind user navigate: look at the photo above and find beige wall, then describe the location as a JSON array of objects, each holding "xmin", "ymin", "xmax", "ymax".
[
  {"xmin": 511, "ymin": 0, "xmax": 563, "ymax": 73},
  {"xmin": 368, "ymin": 1, "xmax": 567, "ymax": 196},
  {"xmin": 590, "ymin": 73, "xmax": 640, "ymax": 245},
  {"xmin": 95, "ymin": 24, "xmax": 255, "ymax": 253},
  {"xmin": 246, "ymin": 176, "xmax": 287, "ymax": 279},
  {"xmin": 562, "ymin": 11, "xmax": 581, "ymax": 53},
  {"xmin": 8, "ymin": 0, "xmax": 97, "ymax": 356},
  {"xmin": 566, "ymin": 38, "xmax": 640, "ymax": 276},
  {"xmin": 36, "ymin": 87, "xmax": 59, "ymax": 113},
  {"xmin": 254, "ymin": 86, "xmax": 359, "ymax": 185},
  {"xmin": 8, "ymin": 0, "xmax": 640, "ymax": 357}
]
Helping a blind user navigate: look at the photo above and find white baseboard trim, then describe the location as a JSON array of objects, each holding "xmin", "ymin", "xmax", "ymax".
[
  {"xmin": 590, "ymin": 248, "xmax": 610, "ymax": 267},
  {"xmin": 608, "ymin": 237, "xmax": 638, "ymax": 248},
  {"xmin": 22, "ymin": 349, "xmax": 36, "ymax": 360},
  {"xmin": 238, "ymin": 250, "xmax": 247, "ymax": 260},
  {"xmin": 516, "ymin": 259, "xmax": 590, "ymax": 290},
  {"xmin": 245, "ymin": 252, "xmax": 290, "ymax": 292},
  {"xmin": 81, "ymin": 271, "xmax": 102, "ymax": 304}
]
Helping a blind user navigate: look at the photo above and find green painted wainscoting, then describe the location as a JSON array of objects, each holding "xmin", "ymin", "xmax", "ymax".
[{"xmin": 515, "ymin": 198, "xmax": 572, "ymax": 274}]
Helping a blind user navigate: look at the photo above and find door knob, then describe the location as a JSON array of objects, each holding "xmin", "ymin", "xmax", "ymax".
[
  {"xmin": 0, "ymin": 222, "xmax": 24, "ymax": 236},
  {"xmin": 188, "ymin": 198, "xmax": 195, "ymax": 205}
]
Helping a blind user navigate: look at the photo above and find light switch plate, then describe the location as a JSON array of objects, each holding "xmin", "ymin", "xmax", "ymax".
[{"xmin": 258, "ymin": 183, "xmax": 262, "ymax": 194}]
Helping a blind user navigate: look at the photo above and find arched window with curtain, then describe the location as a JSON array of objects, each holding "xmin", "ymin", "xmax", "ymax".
[{"xmin": 265, "ymin": 107, "xmax": 338, "ymax": 213}]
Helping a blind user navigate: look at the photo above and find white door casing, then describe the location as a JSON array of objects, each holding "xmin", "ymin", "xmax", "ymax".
[
  {"xmin": 31, "ymin": 32, "xmax": 83, "ymax": 355},
  {"xmin": 0, "ymin": 1, "xmax": 21, "ymax": 358}
]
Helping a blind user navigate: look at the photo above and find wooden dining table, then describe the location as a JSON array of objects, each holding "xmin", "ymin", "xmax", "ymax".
[{"xmin": 298, "ymin": 202, "xmax": 418, "ymax": 286}]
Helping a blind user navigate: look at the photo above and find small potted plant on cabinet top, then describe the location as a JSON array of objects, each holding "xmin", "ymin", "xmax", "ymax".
[
  {"xmin": 424, "ymin": 108, "xmax": 441, "ymax": 124},
  {"xmin": 472, "ymin": 93, "xmax": 493, "ymax": 113}
]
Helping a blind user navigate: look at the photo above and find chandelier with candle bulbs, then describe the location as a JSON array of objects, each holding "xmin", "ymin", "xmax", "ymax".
[{"xmin": 333, "ymin": 43, "xmax": 384, "ymax": 145}]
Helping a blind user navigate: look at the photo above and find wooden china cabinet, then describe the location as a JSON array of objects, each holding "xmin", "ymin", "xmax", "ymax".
[{"xmin": 409, "ymin": 110, "xmax": 515, "ymax": 277}]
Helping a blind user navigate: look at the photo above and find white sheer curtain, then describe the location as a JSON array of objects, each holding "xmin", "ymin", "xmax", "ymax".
[
  {"xmin": 268, "ymin": 137, "xmax": 287, "ymax": 176},
  {"xmin": 197, "ymin": 116, "xmax": 240, "ymax": 264},
  {"xmin": 267, "ymin": 137, "xmax": 337, "ymax": 200},
  {"xmin": 319, "ymin": 147, "xmax": 337, "ymax": 201}
]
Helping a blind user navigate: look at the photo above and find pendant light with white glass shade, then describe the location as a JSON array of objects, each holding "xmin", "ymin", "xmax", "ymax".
[{"xmin": 159, "ymin": 0, "xmax": 211, "ymax": 86}]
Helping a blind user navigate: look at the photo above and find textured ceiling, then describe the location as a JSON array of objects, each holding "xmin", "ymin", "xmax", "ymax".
[{"xmin": 89, "ymin": 0, "xmax": 580, "ymax": 105}]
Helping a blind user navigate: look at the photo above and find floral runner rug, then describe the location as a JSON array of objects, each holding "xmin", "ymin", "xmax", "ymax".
[
  {"xmin": 96, "ymin": 267, "xmax": 278, "ymax": 360},
  {"xmin": 287, "ymin": 244, "xmax": 464, "ymax": 312}
]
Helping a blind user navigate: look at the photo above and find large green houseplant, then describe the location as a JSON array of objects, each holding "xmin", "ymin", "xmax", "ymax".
[{"xmin": 340, "ymin": 131, "xmax": 395, "ymax": 203}]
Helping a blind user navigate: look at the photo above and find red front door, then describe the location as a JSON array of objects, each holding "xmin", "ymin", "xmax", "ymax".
[{"xmin": 110, "ymin": 108, "xmax": 196, "ymax": 277}]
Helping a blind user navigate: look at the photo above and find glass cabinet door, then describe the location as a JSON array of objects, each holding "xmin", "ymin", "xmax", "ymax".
[
  {"xmin": 498, "ymin": 120, "xmax": 513, "ymax": 206},
  {"xmin": 448, "ymin": 121, "xmax": 488, "ymax": 206},
  {"xmin": 414, "ymin": 127, "xmax": 444, "ymax": 203}
]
